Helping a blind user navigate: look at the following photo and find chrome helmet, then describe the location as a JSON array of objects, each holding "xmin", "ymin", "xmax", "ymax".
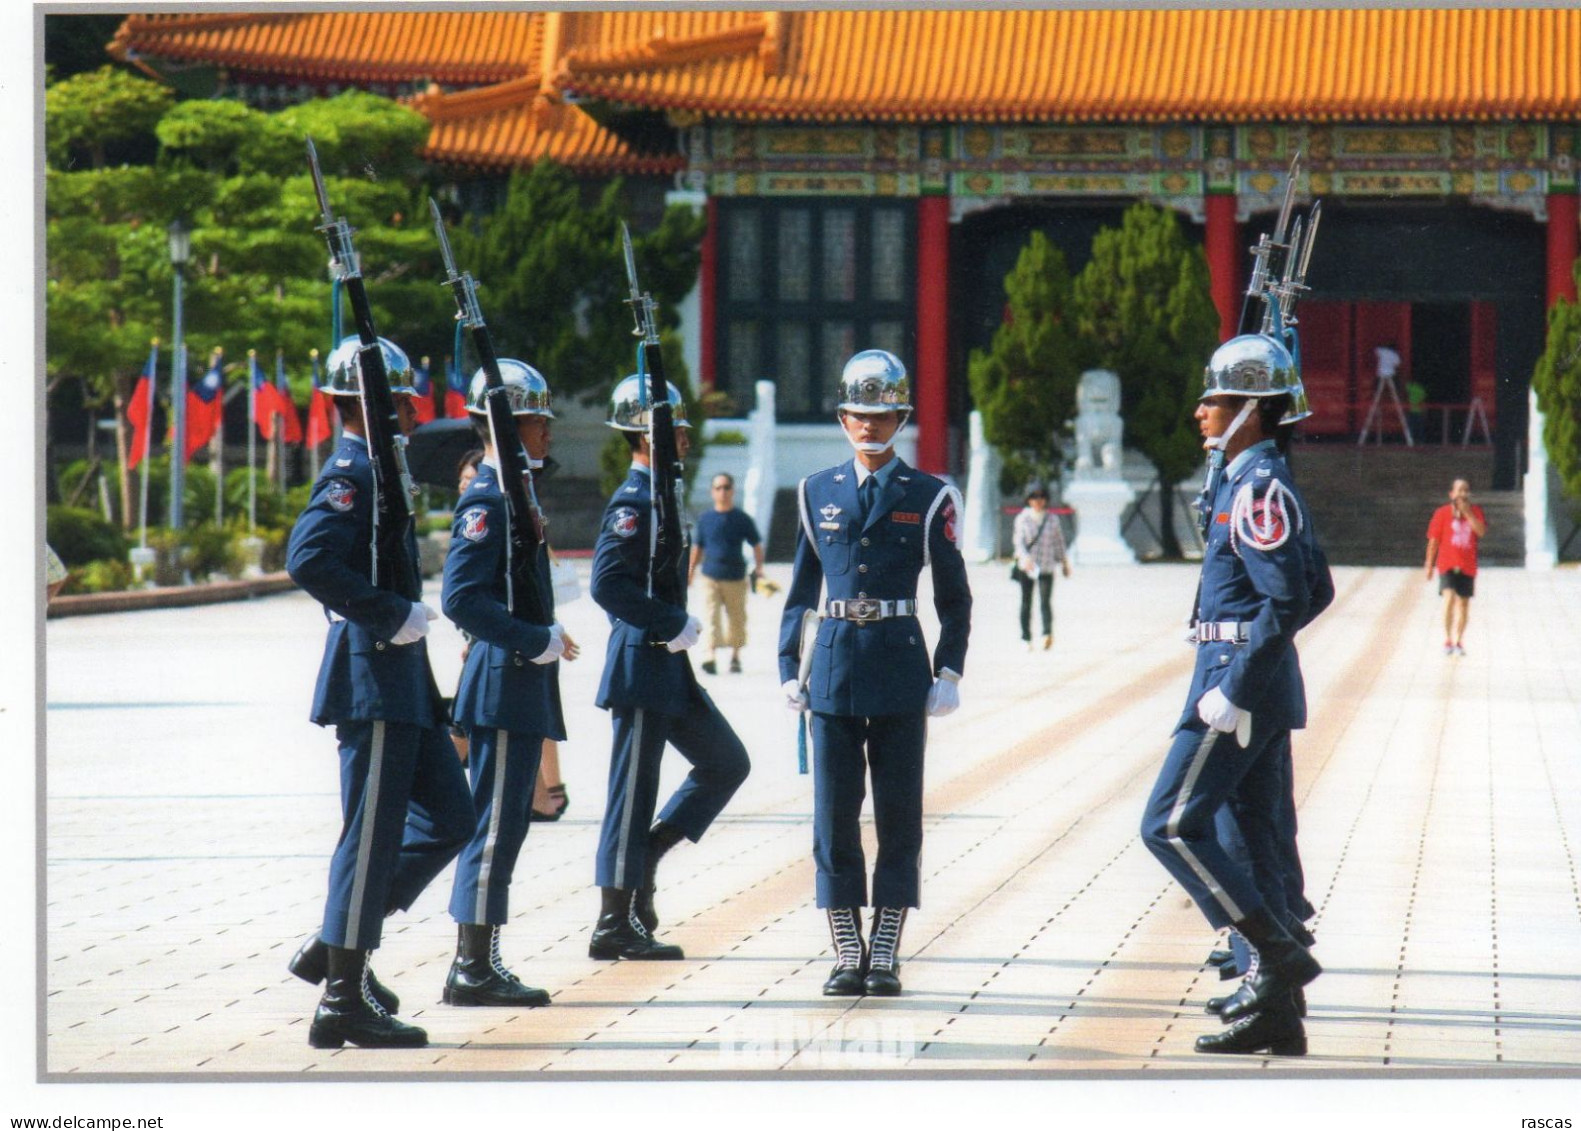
[
  {"xmin": 322, "ymin": 335, "xmax": 415, "ymax": 397},
  {"xmin": 1202, "ymin": 334, "xmax": 1311, "ymax": 425},
  {"xmin": 607, "ymin": 373, "xmax": 689, "ymax": 432},
  {"xmin": 837, "ymin": 349, "xmax": 911, "ymax": 415},
  {"xmin": 466, "ymin": 359, "xmax": 554, "ymax": 418}
]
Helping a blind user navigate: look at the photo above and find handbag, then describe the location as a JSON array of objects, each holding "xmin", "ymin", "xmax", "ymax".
[{"xmin": 1009, "ymin": 562, "xmax": 1028, "ymax": 583}]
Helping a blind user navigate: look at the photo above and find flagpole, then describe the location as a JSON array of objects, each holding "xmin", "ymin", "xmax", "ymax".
[
  {"xmin": 213, "ymin": 352, "xmax": 225, "ymax": 528},
  {"xmin": 247, "ymin": 349, "xmax": 258, "ymax": 534}
]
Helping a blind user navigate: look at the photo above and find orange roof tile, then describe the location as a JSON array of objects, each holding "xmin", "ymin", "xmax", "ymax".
[
  {"xmin": 109, "ymin": 11, "xmax": 541, "ymax": 86},
  {"xmin": 410, "ymin": 82, "xmax": 682, "ymax": 175},
  {"xmin": 558, "ymin": 8, "xmax": 1581, "ymax": 123}
]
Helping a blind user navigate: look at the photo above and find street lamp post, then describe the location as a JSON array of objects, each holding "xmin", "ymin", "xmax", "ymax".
[{"xmin": 167, "ymin": 218, "xmax": 191, "ymax": 529}]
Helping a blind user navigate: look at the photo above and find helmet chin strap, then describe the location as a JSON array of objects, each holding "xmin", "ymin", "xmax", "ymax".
[
  {"xmin": 1206, "ymin": 399, "xmax": 1259, "ymax": 453},
  {"xmin": 844, "ymin": 413, "xmax": 909, "ymax": 456}
]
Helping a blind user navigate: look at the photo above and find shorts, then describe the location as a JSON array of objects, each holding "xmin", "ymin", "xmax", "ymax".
[{"xmin": 1438, "ymin": 569, "xmax": 1475, "ymax": 599}]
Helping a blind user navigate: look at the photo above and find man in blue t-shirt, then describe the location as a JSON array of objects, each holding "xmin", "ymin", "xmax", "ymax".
[{"xmin": 688, "ymin": 473, "xmax": 764, "ymax": 675}]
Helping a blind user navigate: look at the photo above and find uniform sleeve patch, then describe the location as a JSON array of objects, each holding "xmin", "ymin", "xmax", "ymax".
[
  {"xmin": 941, "ymin": 499, "xmax": 959, "ymax": 545},
  {"xmin": 1230, "ymin": 480, "xmax": 1301, "ymax": 553},
  {"xmin": 611, "ymin": 506, "xmax": 640, "ymax": 538},
  {"xmin": 460, "ymin": 506, "xmax": 490, "ymax": 542},
  {"xmin": 325, "ymin": 479, "xmax": 356, "ymax": 512}
]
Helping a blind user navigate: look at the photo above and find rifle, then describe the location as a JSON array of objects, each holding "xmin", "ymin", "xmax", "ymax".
[
  {"xmin": 306, "ymin": 137, "xmax": 420, "ymax": 601},
  {"xmin": 429, "ymin": 198, "xmax": 550, "ymax": 624},
  {"xmin": 619, "ymin": 222, "xmax": 687, "ymax": 607}
]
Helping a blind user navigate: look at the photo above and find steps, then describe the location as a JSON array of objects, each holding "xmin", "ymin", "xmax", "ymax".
[{"xmin": 1289, "ymin": 440, "xmax": 1523, "ymax": 567}]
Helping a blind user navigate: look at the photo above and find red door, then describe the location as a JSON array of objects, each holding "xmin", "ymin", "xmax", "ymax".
[
  {"xmin": 1295, "ymin": 301, "xmax": 1353, "ymax": 436},
  {"xmin": 1352, "ymin": 301, "xmax": 1412, "ymax": 439}
]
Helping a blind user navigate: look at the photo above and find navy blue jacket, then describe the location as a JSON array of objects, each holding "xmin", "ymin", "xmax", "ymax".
[
  {"xmin": 590, "ymin": 466, "xmax": 697, "ymax": 717},
  {"xmin": 286, "ymin": 435, "xmax": 439, "ymax": 728},
  {"xmin": 442, "ymin": 465, "xmax": 567, "ymax": 740},
  {"xmin": 1180, "ymin": 440, "xmax": 1334, "ymax": 734},
  {"xmin": 778, "ymin": 458, "xmax": 972, "ymax": 717}
]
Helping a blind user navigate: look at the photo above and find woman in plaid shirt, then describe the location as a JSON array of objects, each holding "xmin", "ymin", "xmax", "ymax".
[{"xmin": 1011, "ymin": 485, "xmax": 1071, "ymax": 650}]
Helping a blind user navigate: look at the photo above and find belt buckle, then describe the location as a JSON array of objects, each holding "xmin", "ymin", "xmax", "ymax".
[{"xmin": 847, "ymin": 597, "xmax": 880, "ymax": 623}]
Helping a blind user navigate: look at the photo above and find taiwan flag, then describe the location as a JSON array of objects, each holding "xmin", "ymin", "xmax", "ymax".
[
  {"xmin": 275, "ymin": 352, "xmax": 303, "ymax": 444},
  {"xmin": 127, "ymin": 340, "xmax": 159, "ymax": 471},
  {"xmin": 305, "ymin": 349, "xmax": 334, "ymax": 448},
  {"xmin": 410, "ymin": 357, "xmax": 437, "ymax": 424},
  {"xmin": 251, "ymin": 351, "xmax": 280, "ymax": 440},
  {"xmin": 185, "ymin": 349, "xmax": 225, "ymax": 462},
  {"xmin": 444, "ymin": 357, "xmax": 469, "ymax": 419}
]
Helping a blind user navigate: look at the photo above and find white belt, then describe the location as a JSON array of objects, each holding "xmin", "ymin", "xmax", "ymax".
[
  {"xmin": 1196, "ymin": 621, "xmax": 1250, "ymax": 644},
  {"xmin": 825, "ymin": 598, "xmax": 917, "ymax": 623}
]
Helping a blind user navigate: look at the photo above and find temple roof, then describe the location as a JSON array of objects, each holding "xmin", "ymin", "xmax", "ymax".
[{"xmin": 108, "ymin": 9, "xmax": 1581, "ymax": 171}]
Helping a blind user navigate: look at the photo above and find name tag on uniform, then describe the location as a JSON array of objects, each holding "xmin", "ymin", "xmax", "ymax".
[
  {"xmin": 819, "ymin": 521, "xmax": 841, "ymax": 530},
  {"xmin": 890, "ymin": 511, "xmax": 921, "ymax": 524}
]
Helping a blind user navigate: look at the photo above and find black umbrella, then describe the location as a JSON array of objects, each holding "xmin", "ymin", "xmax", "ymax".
[{"xmin": 404, "ymin": 417, "xmax": 558, "ymax": 491}]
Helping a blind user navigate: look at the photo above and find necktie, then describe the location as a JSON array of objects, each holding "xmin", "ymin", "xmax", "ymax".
[{"xmin": 858, "ymin": 475, "xmax": 877, "ymax": 523}]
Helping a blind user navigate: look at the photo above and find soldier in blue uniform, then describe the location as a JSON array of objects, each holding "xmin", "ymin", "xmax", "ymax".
[
  {"xmin": 1139, "ymin": 333, "xmax": 1334, "ymax": 1057},
  {"xmin": 284, "ymin": 336, "xmax": 475, "ymax": 1049},
  {"xmin": 778, "ymin": 350, "xmax": 972, "ymax": 997},
  {"xmin": 441, "ymin": 360, "xmax": 577, "ymax": 1006},
  {"xmin": 587, "ymin": 376, "xmax": 751, "ymax": 960}
]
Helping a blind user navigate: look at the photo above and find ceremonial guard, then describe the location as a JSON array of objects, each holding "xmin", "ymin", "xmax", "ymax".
[
  {"xmin": 778, "ymin": 350, "xmax": 972, "ymax": 996},
  {"xmin": 1139, "ymin": 332, "xmax": 1334, "ymax": 1056},
  {"xmin": 284, "ymin": 336, "xmax": 474, "ymax": 1049},
  {"xmin": 440, "ymin": 361, "xmax": 575, "ymax": 1006},
  {"xmin": 588, "ymin": 375, "xmax": 751, "ymax": 960}
]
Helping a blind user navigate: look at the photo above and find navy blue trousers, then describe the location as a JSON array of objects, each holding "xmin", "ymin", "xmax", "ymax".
[
  {"xmin": 323, "ymin": 720, "xmax": 473, "ymax": 950},
  {"xmin": 1140, "ymin": 719, "xmax": 1288, "ymax": 931},
  {"xmin": 449, "ymin": 728, "xmax": 545, "ymax": 926},
  {"xmin": 811, "ymin": 710, "xmax": 927, "ymax": 910},
  {"xmin": 595, "ymin": 690, "xmax": 750, "ymax": 891}
]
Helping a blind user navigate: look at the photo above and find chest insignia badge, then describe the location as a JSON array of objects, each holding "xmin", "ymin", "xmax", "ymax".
[{"xmin": 820, "ymin": 504, "xmax": 842, "ymax": 522}]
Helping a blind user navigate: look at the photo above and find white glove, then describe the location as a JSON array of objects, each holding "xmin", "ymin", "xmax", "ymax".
[
  {"xmin": 925, "ymin": 670, "xmax": 961, "ymax": 717},
  {"xmin": 1197, "ymin": 684, "xmax": 1244, "ymax": 733},
  {"xmin": 782, "ymin": 679, "xmax": 809, "ymax": 712},
  {"xmin": 666, "ymin": 614, "xmax": 703, "ymax": 653},
  {"xmin": 391, "ymin": 602, "xmax": 438, "ymax": 645},
  {"xmin": 531, "ymin": 623, "xmax": 566, "ymax": 665}
]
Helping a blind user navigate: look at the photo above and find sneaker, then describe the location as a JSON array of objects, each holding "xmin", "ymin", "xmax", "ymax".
[
  {"xmin": 1443, "ymin": 642, "xmax": 1454, "ymax": 656},
  {"xmin": 1453, "ymin": 644, "xmax": 1466, "ymax": 657},
  {"xmin": 700, "ymin": 660, "xmax": 717, "ymax": 675},
  {"xmin": 1024, "ymin": 640, "xmax": 1035, "ymax": 653},
  {"xmin": 1042, "ymin": 635, "xmax": 1053, "ymax": 651},
  {"xmin": 729, "ymin": 658, "xmax": 742, "ymax": 674}
]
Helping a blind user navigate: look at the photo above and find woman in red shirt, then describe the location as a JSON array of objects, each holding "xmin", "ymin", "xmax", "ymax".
[{"xmin": 1424, "ymin": 478, "xmax": 1487, "ymax": 656}]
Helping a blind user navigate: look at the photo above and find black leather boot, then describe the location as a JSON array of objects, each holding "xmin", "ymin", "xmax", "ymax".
[
  {"xmin": 1195, "ymin": 990, "xmax": 1306, "ymax": 1056},
  {"xmin": 443, "ymin": 923, "xmax": 551, "ymax": 1007},
  {"xmin": 1209, "ymin": 981, "xmax": 1306, "ymax": 1019},
  {"xmin": 1206, "ymin": 947, "xmax": 1233, "ymax": 967},
  {"xmin": 862, "ymin": 907, "xmax": 906, "ymax": 996},
  {"xmin": 1218, "ymin": 908, "xmax": 1321, "ymax": 1021},
  {"xmin": 588, "ymin": 887, "xmax": 685, "ymax": 960},
  {"xmin": 822, "ymin": 908, "xmax": 866, "ymax": 996},
  {"xmin": 307, "ymin": 945, "xmax": 427, "ymax": 1049},
  {"xmin": 633, "ymin": 821, "xmax": 687, "ymax": 933},
  {"xmin": 289, "ymin": 931, "xmax": 399, "ymax": 1014}
]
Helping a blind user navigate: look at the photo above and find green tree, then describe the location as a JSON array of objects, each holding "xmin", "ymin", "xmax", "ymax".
[
  {"xmin": 1071, "ymin": 203, "xmax": 1220, "ymax": 558},
  {"xmin": 46, "ymin": 77, "xmax": 439, "ymax": 530},
  {"xmin": 1532, "ymin": 268, "xmax": 1581, "ymax": 507},
  {"xmin": 449, "ymin": 163, "xmax": 705, "ymax": 406},
  {"xmin": 966, "ymin": 232, "xmax": 1083, "ymax": 494}
]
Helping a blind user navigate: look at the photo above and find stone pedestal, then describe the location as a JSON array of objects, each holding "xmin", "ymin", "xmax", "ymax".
[
  {"xmin": 960, "ymin": 410, "xmax": 1002, "ymax": 563},
  {"xmin": 1066, "ymin": 478, "xmax": 1137, "ymax": 566}
]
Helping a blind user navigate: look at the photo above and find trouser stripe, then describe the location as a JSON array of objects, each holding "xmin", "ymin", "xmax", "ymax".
[
  {"xmin": 614, "ymin": 709, "xmax": 645, "ymax": 890},
  {"xmin": 473, "ymin": 729, "xmax": 509, "ymax": 924},
  {"xmin": 345, "ymin": 719, "xmax": 387, "ymax": 948},
  {"xmin": 1165, "ymin": 728, "xmax": 1245, "ymax": 923}
]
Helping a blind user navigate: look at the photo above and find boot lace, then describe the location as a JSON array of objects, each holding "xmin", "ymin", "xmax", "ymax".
[
  {"xmin": 487, "ymin": 925, "xmax": 521, "ymax": 983},
  {"xmin": 868, "ymin": 907, "xmax": 906, "ymax": 973},
  {"xmin": 626, "ymin": 892, "xmax": 656, "ymax": 940},
  {"xmin": 360, "ymin": 960, "xmax": 389, "ymax": 1017},
  {"xmin": 828, "ymin": 908, "xmax": 862, "ymax": 971}
]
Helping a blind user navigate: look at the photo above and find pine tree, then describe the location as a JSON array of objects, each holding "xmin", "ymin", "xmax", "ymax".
[
  {"xmin": 966, "ymin": 231, "xmax": 1083, "ymax": 494},
  {"xmin": 1071, "ymin": 203, "xmax": 1220, "ymax": 557},
  {"xmin": 1532, "ymin": 265, "xmax": 1581, "ymax": 507}
]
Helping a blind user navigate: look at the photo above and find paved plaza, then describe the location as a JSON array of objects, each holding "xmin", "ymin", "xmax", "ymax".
[{"xmin": 24, "ymin": 558, "xmax": 1581, "ymax": 1117}]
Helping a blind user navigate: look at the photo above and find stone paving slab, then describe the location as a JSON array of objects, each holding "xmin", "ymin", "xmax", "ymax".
[{"xmin": 19, "ymin": 560, "xmax": 1581, "ymax": 1124}]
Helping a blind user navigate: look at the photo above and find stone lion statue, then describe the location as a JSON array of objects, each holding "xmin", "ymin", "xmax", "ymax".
[{"xmin": 1073, "ymin": 368, "xmax": 1123, "ymax": 478}]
